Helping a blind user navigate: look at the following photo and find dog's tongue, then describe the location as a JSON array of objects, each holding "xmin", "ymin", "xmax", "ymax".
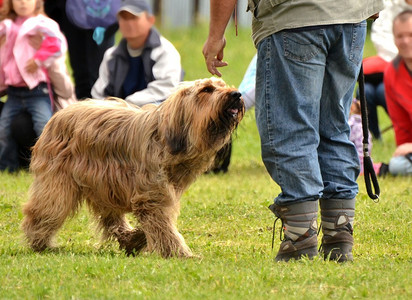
[{"xmin": 229, "ymin": 108, "xmax": 239, "ymax": 115}]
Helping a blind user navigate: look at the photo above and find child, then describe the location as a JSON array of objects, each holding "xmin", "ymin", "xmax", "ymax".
[
  {"xmin": 91, "ymin": 0, "xmax": 182, "ymax": 106},
  {"xmin": 0, "ymin": 0, "xmax": 67, "ymax": 172},
  {"xmin": 349, "ymin": 98, "xmax": 373, "ymax": 175}
]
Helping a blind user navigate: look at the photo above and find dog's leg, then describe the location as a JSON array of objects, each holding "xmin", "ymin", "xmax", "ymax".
[
  {"xmin": 21, "ymin": 177, "xmax": 81, "ymax": 251},
  {"xmin": 137, "ymin": 204, "xmax": 193, "ymax": 258},
  {"xmin": 118, "ymin": 228, "xmax": 147, "ymax": 256},
  {"xmin": 92, "ymin": 209, "xmax": 147, "ymax": 256}
]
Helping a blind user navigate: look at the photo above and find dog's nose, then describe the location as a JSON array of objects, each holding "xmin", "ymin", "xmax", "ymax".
[{"xmin": 230, "ymin": 91, "xmax": 241, "ymax": 99}]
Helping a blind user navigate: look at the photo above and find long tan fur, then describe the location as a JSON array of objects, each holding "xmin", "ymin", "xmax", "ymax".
[{"xmin": 21, "ymin": 78, "xmax": 244, "ymax": 258}]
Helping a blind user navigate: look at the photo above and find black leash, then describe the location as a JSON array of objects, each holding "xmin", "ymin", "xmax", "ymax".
[{"xmin": 357, "ymin": 64, "xmax": 380, "ymax": 201}]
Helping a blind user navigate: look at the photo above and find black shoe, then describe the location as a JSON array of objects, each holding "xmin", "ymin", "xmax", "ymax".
[{"xmin": 378, "ymin": 163, "xmax": 389, "ymax": 177}]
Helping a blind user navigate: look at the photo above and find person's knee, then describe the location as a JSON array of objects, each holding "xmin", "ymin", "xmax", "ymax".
[{"xmin": 389, "ymin": 156, "xmax": 412, "ymax": 175}]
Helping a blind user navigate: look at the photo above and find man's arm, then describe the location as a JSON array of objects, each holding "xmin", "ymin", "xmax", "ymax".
[{"xmin": 202, "ymin": 0, "xmax": 237, "ymax": 77}]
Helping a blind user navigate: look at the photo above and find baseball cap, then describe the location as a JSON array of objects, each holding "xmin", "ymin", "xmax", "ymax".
[{"xmin": 118, "ymin": 0, "xmax": 153, "ymax": 16}]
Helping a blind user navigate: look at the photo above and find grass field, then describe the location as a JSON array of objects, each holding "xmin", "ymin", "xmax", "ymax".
[{"xmin": 1, "ymin": 24, "xmax": 411, "ymax": 299}]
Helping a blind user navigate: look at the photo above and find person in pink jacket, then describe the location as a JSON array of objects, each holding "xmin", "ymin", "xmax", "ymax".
[{"xmin": 0, "ymin": 0, "xmax": 67, "ymax": 172}]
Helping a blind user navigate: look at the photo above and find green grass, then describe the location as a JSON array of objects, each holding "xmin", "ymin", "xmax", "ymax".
[{"xmin": 1, "ymin": 24, "xmax": 411, "ymax": 299}]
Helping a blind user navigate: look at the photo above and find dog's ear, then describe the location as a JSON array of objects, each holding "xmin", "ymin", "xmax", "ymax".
[
  {"xmin": 160, "ymin": 86, "xmax": 192, "ymax": 155},
  {"xmin": 165, "ymin": 123, "xmax": 188, "ymax": 155},
  {"xmin": 163, "ymin": 104, "xmax": 188, "ymax": 155}
]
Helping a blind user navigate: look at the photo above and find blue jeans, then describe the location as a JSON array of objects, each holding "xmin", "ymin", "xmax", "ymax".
[
  {"xmin": 365, "ymin": 82, "xmax": 387, "ymax": 139},
  {"xmin": 255, "ymin": 23, "xmax": 366, "ymax": 205},
  {"xmin": 356, "ymin": 81, "xmax": 387, "ymax": 139},
  {"xmin": 0, "ymin": 83, "xmax": 52, "ymax": 171},
  {"xmin": 389, "ymin": 155, "xmax": 412, "ymax": 175}
]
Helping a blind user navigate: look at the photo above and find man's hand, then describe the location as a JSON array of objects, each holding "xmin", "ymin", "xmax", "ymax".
[
  {"xmin": 202, "ymin": 0, "xmax": 237, "ymax": 77},
  {"xmin": 25, "ymin": 58, "xmax": 39, "ymax": 73},
  {"xmin": 202, "ymin": 36, "xmax": 228, "ymax": 77},
  {"xmin": 368, "ymin": 13, "xmax": 380, "ymax": 21}
]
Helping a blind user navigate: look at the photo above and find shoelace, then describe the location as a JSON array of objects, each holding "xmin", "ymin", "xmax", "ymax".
[
  {"xmin": 271, "ymin": 217, "xmax": 284, "ymax": 250},
  {"xmin": 318, "ymin": 223, "xmax": 323, "ymax": 252}
]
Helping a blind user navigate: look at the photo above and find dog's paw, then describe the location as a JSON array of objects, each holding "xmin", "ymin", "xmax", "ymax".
[{"xmin": 118, "ymin": 229, "xmax": 147, "ymax": 256}]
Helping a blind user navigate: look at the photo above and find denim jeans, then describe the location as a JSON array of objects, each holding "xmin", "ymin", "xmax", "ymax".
[
  {"xmin": 255, "ymin": 22, "xmax": 366, "ymax": 205},
  {"xmin": 0, "ymin": 83, "xmax": 52, "ymax": 171},
  {"xmin": 389, "ymin": 155, "xmax": 412, "ymax": 175},
  {"xmin": 356, "ymin": 81, "xmax": 387, "ymax": 139},
  {"xmin": 365, "ymin": 82, "xmax": 387, "ymax": 139}
]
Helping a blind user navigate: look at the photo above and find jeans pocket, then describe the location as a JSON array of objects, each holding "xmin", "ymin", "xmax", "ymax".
[
  {"xmin": 349, "ymin": 21, "xmax": 367, "ymax": 64},
  {"xmin": 282, "ymin": 30, "xmax": 323, "ymax": 62}
]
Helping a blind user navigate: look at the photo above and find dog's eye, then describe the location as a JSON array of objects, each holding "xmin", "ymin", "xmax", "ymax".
[{"xmin": 200, "ymin": 86, "xmax": 214, "ymax": 93}]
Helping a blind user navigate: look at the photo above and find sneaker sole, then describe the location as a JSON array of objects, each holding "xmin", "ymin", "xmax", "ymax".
[
  {"xmin": 322, "ymin": 243, "xmax": 353, "ymax": 262},
  {"xmin": 275, "ymin": 246, "xmax": 318, "ymax": 262}
]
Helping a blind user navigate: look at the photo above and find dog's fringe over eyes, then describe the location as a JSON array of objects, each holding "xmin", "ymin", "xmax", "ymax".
[{"xmin": 21, "ymin": 78, "xmax": 244, "ymax": 258}]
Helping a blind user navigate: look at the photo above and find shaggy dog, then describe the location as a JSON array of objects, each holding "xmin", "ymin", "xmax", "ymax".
[{"xmin": 21, "ymin": 78, "xmax": 244, "ymax": 258}]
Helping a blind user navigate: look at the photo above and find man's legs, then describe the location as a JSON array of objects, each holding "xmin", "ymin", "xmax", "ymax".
[
  {"xmin": 256, "ymin": 22, "xmax": 366, "ymax": 261},
  {"xmin": 256, "ymin": 28, "xmax": 326, "ymax": 261},
  {"xmin": 318, "ymin": 22, "xmax": 366, "ymax": 262}
]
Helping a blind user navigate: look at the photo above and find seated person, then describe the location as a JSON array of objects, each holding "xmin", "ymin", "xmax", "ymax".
[
  {"xmin": 360, "ymin": 0, "xmax": 412, "ymax": 140},
  {"xmin": 380, "ymin": 10, "xmax": 412, "ymax": 176},
  {"xmin": 91, "ymin": 0, "xmax": 183, "ymax": 106},
  {"xmin": 388, "ymin": 144, "xmax": 412, "ymax": 175}
]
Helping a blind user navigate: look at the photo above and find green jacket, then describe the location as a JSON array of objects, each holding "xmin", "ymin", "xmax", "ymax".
[{"xmin": 247, "ymin": 0, "xmax": 385, "ymax": 46}]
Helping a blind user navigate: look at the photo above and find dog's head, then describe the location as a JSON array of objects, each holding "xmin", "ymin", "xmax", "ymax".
[{"xmin": 161, "ymin": 78, "xmax": 245, "ymax": 155}]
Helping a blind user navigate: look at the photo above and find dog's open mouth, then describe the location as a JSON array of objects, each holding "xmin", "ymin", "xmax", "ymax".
[
  {"xmin": 228, "ymin": 108, "xmax": 240, "ymax": 118},
  {"xmin": 226, "ymin": 91, "xmax": 244, "ymax": 119},
  {"xmin": 226, "ymin": 100, "xmax": 244, "ymax": 119}
]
